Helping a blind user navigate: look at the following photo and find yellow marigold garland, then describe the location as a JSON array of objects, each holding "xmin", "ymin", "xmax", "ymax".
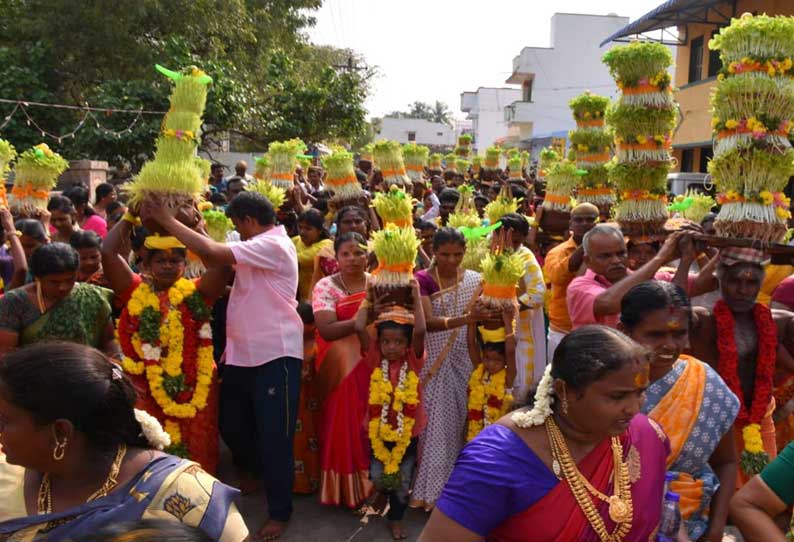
[
  {"xmin": 368, "ymin": 360, "xmax": 419, "ymax": 487},
  {"xmin": 466, "ymin": 364, "xmax": 513, "ymax": 441},
  {"xmin": 119, "ymin": 278, "xmax": 214, "ymax": 423}
]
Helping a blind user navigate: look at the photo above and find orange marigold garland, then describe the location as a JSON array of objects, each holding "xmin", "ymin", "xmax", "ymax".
[
  {"xmin": 714, "ymin": 299, "xmax": 776, "ymax": 474},
  {"xmin": 117, "ymin": 278, "xmax": 214, "ymax": 460}
]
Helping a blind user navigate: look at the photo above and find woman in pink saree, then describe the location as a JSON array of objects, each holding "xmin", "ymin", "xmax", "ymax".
[{"xmin": 420, "ymin": 325, "xmax": 670, "ymax": 542}]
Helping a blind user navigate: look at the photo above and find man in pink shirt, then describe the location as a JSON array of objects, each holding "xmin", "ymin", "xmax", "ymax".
[
  {"xmin": 144, "ymin": 192, "xmax": 302, "ymax": 541},
  {"xmin": 567, "ymin": 224, "xmax": 690, "ymax": 330}
]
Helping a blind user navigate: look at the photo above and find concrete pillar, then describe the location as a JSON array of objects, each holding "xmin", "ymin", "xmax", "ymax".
[{"xmin": 57, "ymin": 160, "xmax": 109, "ymax": 201}]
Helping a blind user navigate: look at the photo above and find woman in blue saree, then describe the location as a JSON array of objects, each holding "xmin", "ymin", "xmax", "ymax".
[{"xmin": 0, "ymin": 342, "xmax": 247, "ymax": 542}]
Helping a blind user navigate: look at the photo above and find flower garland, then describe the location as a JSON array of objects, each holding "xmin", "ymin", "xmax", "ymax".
[
  {"xmin": 716, "ymin": 190, "xmax": 792, "ymax": 220},
  {"xmin": 512, "ymin": 364, "xmax": 554, "ymax": 428},
  {"xmin": 368, "ymin": 359, "xmax": 419, "ymax": 490},
  {"xmin": 466, "ymin": 364, "xmax": 513, "ymax": 441},
  {"xmin": 714, "ymin": 300, "xmax": 777, "ymax": 474},
  {"xmin": 118, "ymin": 278, "xmax": 214, "ymax": 452}
]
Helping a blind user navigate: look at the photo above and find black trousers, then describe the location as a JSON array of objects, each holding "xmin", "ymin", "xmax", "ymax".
[{"xmin": 219, "ymin": 357, "xmax": 301, "ymax": 522}]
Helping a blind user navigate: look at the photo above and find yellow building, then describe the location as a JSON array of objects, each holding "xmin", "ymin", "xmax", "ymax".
[{"xmin": 603, "ymin": 0, "xmax": 794, "ymax": 173}]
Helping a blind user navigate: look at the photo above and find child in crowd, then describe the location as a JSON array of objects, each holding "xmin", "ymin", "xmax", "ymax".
[
  {"xmin": 355, "ymin": 280, "xmax": 425, "ymax": 540},
  {"xmin": 465, "ymin": 304, "xmax": 517, "ymax": 441}
]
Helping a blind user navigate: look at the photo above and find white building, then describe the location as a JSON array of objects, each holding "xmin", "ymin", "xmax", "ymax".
[
  {"xmin": 377, "ymin": 117, "xmax": 456, "ymax": 147},
  {"xmin": 504, "ymin": 12, "xmax": 630, "ymax": 154},
  {"xmin": 460, "ymin": 87, "xmax": 522, "ymax": 155}
]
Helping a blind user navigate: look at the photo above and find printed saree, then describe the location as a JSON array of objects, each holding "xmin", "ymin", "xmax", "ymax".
[
  {"xmin": 0, "ymin": 282, "xmax": 113, "ymax": 348},
  {"xmin": 643, "ymin": 355, "xmax": 739, "ymax": 540},
  {"xmin": 314, "ymin": 289, "xmax": 373, "ymax": 508},
  {"xmin": 436, "ymin": 415, "xmax": 670, "ymax": 542},
  {"xmin": 0, "ymin": 454, "xmax": 247, "ymax": 542}
]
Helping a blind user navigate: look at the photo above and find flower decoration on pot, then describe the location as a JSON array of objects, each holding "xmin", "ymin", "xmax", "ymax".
[
  {"xmin": 372, "ymin": 185, "xmax": 413, "ymax": 227},
  {"xmin": 484, "ymin": 146, "xmax": 502, "ymax": 170},
  {"xmin": 603, "ymin": 42, "xmax": 677, "ymax": 238},
  {"xmin": 267, "ymin": 138, "xmax": 306, "ymax": 190},
  {"xmin": 520, "ymin": 151, "xmax": 530, "ymax": 172},
  {"xmin": 444, "ymin": 152, "xmax": 458, "ymax": 173},
  {"xmin": 507, "ymin": 155, "xmax": 522, "ymax": 182},
  {"xmin": 0, "ymin": 139, "xmax": 17, "ymax": 208},
  {"xmin": 456, "ymin": 158, "xmax": 470, "ymax": 179},
  {"xmin": 247, "ymin": 180, "xmax": 286, "ymax": 210},
  {"xmin": 485, "ymin": 184, "xmax": 521, "ymax": 226},
  {"xmin": 10, "ymin": 143, "xmax": 68, "ymax": 214},
  {"xmin": 472, "ymin": 155, "xmax": 483, "ymax": 175},
  {"xmin": 457, "ymin": 133, "xmax": 473, "ymax": 158},
  {"xmin": 403, "ymin": 143, "xmax": 429, "ymax": 183},
  {"xmin": 448, "ymin": 184, "xmax": 480, "ymax": 229},
  {"xmin": 459, "ymin": 221, "xmax": 502, "ymax": 273},
  {"xmin": 480, "ymin": 247, "xmax": 526, "ymax": 309},
  {"xmin": 126, "ymin": 65, "xmax": 212, "ymax": 217},
  {"xmin": 254, "ymin": 154, "xmax": 270, "ymax": 181},
  {"xmin": 667, "ymin": 189, "xmax": 716, "ymax": 224},
  {"xmin": 373, "ymin": 140, "xmax": 411, "ymax": 189},
  {"xmin": 708, "ymin": 13, "xmax": 794, "ymax": 243},
  {"xmin": 541, "ymin": 150, "xmax": 579, "ymax": 213},
  {"xmin": 360, "ymin": 143, "xmax": 374, "ymax": 164},
  {"xmin": 568, "ymin": 91, "xmax": 614, "ymax": 206},
  {"xmin": 369, "ymin": 223, "xmax": 420, "ymax": 288},
  {"xmin": 429, "ymin": 153, "xmax": 443, "ymax": 171},
  {"xmin": 323, "ymin": 150, "xmax": 363, "ymax": 204},
  {"xmin": 202, "ymin": 209, "xmax": 233, "ymax": 242}
]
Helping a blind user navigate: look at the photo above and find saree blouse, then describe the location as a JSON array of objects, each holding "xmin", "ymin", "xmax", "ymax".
[{"xmin": 0, "ymin": 453, "xmax": 247, "ymax": 542}]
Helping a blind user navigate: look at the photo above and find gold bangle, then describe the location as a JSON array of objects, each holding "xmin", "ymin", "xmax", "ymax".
[
  {"xmin": 504, "ymin": 333, "xmax": 515, "ymax": 340},
  {"xmin": 443, "ymin": 317, "xmax": 450, "ymax": 330}
]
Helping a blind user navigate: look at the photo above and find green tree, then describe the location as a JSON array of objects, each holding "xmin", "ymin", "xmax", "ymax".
[
  {"xmin": 0, "ymin": 0, "xmax": 372, "ymax": 169},
  {"xmin": 387, "ymin": 100, "xmax": 453, "ymax": 126}
]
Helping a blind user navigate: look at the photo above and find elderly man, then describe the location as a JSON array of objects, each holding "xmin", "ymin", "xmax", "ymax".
[
  {"xmin": 566, "ymin": 224, "xmax": 689, "ymax": 329},
  {"xmin": 690, "ymin": 248, "xmax": 794, "ymax": 486},
  {"xmin": 542, "ymin": 202, "xmax": 599, "ymax": 360}
]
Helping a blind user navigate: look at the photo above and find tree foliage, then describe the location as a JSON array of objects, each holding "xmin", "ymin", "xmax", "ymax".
[
  {"xmin": 387, "ymin": 100, "xmax": 453, "ymax": 126},
  {"xmin": 0, "ymin": 0, "xmax": 373, "ymax": 170}
]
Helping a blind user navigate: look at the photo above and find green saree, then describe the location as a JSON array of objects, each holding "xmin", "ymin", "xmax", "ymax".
[{"xmin": 0, "ymin": 282, "xmax": 113, "ymax": 348}]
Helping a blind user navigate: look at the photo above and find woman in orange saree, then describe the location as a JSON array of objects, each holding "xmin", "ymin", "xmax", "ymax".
[
  {"xmin": 311, "ymin": 232, "xmax": 373, "ymax": 508},
  {"xmin": 620, "ymin": 281, "xmax": 739, "ymax": 542}
]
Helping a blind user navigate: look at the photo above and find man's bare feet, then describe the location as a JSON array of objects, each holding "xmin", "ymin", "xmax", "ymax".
[
  {"xmin": 254, "ymin": 519, "xmax": 288, "ymax": 541},
  {"xmin": 389, "ymin": 520, "xmax": 407, "ymax": 540}
]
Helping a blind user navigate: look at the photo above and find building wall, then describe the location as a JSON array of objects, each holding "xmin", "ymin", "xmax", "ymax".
[
  {"xmin": 510, "ymin": 13, "xmax": 630, "ymax": 139},
  {"xmin": 377, "ymin": 118, "xmax": 456, "ymax": 146},
  {"xmin": 672, "ymin": 0, "xmax": 794, "ymax": 170},
  {"xmin": 460, "ymin": 87, "xmax": 522, "ymax": 154}
]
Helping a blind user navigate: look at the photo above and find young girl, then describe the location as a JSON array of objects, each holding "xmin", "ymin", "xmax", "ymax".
[
  {"xmin": 355, "ymin": 279, "xmax": 426, "ymax": 540},
  {"xmin": 465, "ymin": 304, "xmax": 517, "ymax": 441}
]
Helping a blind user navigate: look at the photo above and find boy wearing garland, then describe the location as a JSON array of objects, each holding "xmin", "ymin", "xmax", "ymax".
[
  {"xmin": 690, "ymin": 247, "xmax": 794, "ymax": 485},
  {"xmin": 102, "ymin": 215, "xmax": 231, "ymax": 473},
  {"xmin": 355, "ymin": 279, "xmax": 426, "ymax": 541}
]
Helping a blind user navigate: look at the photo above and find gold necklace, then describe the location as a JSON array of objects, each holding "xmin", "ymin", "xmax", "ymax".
[
  {"xmin": 337, "ymin": 272, "xmax": 366, "ymax": 295},
  {"xmin": 37, "ymin": 443, "xmax": 127, "ymax": 515},
  {"xmin": 545, "ymin": 417, "xmax": 632, "ymax": 542}
]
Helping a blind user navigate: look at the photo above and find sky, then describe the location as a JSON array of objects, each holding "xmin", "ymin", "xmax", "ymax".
[{"xmin": 306, "ymin": 0, "xmax": 667, "ymax": 120}]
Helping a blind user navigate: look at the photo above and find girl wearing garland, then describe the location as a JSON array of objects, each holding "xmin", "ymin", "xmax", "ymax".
[
  {"xmin": 620, "ymin": 281, "xmax": 739, "ymax": 542},
  {"xmin": 421, "ymin": 325, "xmax": 669, "ymax": 542},
  {"xmin": 355, "ymin": 280, "xmax": 425, "ymax": 540},
  {"xmin": 102, "ymin": 216, "xmax": 231, "ymax": 473},
  {"xmin": 465, "ymin": 308, "xmax": 517, "ymax": 442},
  {"xmin": 311, "ymin": 231, "xmax": 373, "ymax": 508}
]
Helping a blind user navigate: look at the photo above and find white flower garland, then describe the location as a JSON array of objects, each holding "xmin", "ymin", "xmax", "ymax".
[
  {"xmin": 380, "ymin": 358, "xmax": 408, "ymax": 436},
  {"xmin": 134, "ymin": 408, "xmax": 172, "ymax": 450},
  {"xmin": 511, "ymin": 364, "xmax": 555, "ymax": 428}
]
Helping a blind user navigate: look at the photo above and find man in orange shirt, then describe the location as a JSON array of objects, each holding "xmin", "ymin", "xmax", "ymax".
[{"xmin": 542, "ymin": 203, "xmax": 599, "ymax": 361}]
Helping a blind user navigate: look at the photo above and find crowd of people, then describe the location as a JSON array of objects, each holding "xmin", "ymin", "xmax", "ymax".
[{"xmin": 1, "ymin": 154, "xmax": 794, "ymax": 542}]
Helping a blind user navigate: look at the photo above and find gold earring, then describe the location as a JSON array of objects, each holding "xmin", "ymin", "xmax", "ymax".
[
  {"xmin": 52, "ymin": 438, "xmax": 67, "ymax": 461},
  {"xmin": 561, "ymin": 386, "xmax": 569, "ymax": 415}
]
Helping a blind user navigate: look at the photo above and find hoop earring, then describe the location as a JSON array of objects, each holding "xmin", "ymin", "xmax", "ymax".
[{"xmin": 52, "ymin": 438, "xmax": 67, "ymax": 461}]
